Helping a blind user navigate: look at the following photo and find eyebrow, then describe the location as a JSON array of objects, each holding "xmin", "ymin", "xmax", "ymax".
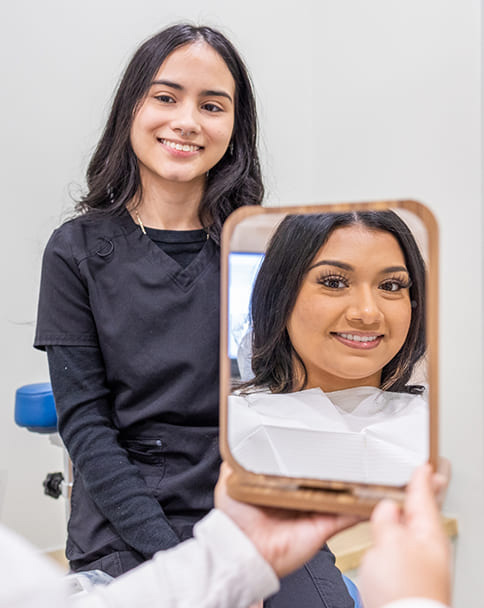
[
  {"xmin": 308, "ymin": 260, "xmax": 353, "ymax": 272},
  {"xmin": 383, "ymin": 265, "xmax": 409, "ymax": 274},
  {"xmin": 307, "ymin": 260, "xmax": 409, "ymax": 274},
  {"xmin": 151, "ymin": 79, "xmax": 233, "ymax": 102}
]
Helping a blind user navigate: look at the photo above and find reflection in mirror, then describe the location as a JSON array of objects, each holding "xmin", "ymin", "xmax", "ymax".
[{"xmin": 227, "ymin": 209, "xmax": 429, "ymax": 486}]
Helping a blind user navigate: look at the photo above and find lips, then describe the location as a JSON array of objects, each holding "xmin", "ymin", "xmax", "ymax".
[
  {"xmin": 331, "ymin": 332, "xmax": 384, "ymax": 350},
  {"xmin": 158, "ymin": 138, "xmax": 202, "ymax": 152}
]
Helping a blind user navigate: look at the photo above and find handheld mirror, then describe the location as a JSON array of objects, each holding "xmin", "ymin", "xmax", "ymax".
[{"xmin": 220, "ymin": 200, "xmax": 438, "ymax": 516}]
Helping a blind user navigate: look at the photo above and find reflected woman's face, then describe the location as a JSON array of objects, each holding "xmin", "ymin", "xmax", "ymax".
[{"xmin": 286, "ymin": 225, "xmax": 412, "ymax": 392}]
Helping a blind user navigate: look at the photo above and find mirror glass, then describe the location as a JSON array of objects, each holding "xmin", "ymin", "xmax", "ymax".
[{"xmin": 226, "ymin": 207, "xmax": 430, "ymax": 487}]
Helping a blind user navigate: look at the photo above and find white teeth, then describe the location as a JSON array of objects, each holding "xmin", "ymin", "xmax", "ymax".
[
  {"xmin": 160, "ymin": 138, "xmax": 200, "ymax": 152},
  {"xmin": 339, "ymin": 333, "xmax": 379, "ymax": 343}
]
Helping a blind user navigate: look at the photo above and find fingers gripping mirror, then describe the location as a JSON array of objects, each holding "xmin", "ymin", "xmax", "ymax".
[{"xmin": 219, "ymin": 201, "xmax": 439, "ymax": 516}]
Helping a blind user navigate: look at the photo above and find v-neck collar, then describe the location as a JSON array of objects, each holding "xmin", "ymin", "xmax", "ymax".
[{"xmin": 116, "ymin": 208, "xmax": 218, "ymax": 291}]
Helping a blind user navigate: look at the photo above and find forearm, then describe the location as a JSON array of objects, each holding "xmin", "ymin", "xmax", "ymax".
[
  {"xmin": 71, "ymin": 510, "xmax": 279, "ymax": 608},
  {"xmin": 48, "ymin": 346, "xmax": 179, "ymax": 556}
]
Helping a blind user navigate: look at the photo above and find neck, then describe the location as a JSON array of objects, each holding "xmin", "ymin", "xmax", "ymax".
[
  {"xmin": 296, "ymin": 363, "xmax": 382, "ymax": 393},
  {"xmin": 128, "ymin": 173, "xmax": 206, "ymax": 231},
  {"xmin": 310, "ymin": 376, "xmax": 381, "ymax": 393}
]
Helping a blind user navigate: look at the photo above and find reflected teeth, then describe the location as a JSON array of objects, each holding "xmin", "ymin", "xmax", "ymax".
[
  {"xmin": 339, "ymin": 333, "xmax": 379, "ymax": 343},
  {"xmin": 160, "ymin": 139, "xmax": 200, "ymax": 152}
]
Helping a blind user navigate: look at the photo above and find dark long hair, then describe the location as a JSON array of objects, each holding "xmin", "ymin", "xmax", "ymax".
[
  {"xmin": 76, "ymin": 24, "xmax": 263, "ymax": 242},
  {"xmin": 247, "ymin": 211, "xmax": 426, "ymax": 394}
]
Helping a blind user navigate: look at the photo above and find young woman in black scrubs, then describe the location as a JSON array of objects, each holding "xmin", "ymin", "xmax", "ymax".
[{"xmin": 34, "ymin": 23, "xmax": 353, "ymax": 607}]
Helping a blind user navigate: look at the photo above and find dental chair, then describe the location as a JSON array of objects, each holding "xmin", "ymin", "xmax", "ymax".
[{"xmin": 14, "ymin": 382, "xmax": 72, "ymax": 511}]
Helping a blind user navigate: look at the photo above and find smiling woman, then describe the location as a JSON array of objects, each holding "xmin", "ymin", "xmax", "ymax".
[
  {"xmin": 34, "ymin": 23, "xmax": 263, "ymax": 578},
  {"xmin": 248, "ymin": 211, "xmax": 426, "ymax": 395},
  {"xmin": 129, "ymin": 42, "xmax": 236, "ymax": 206},
  {"xmin": 229, "ymin": 211, "xmax": 428, "ymax": 485},
  {"xmin": 287, "ymin": 225, "xmax": 413, "ymax": 392}
]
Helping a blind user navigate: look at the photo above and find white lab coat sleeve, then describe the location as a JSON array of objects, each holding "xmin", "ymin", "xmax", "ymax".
[
  {"xmin": 74, "ymin": 509, "xmax": 280, "ymax": 608},
  {"xmin": 381, "ymin": 599, "xmax": 450, "ymax": 608},
  {"xmin": 0, "ymin": 524, "xmax": 68, "ymax": 608}
]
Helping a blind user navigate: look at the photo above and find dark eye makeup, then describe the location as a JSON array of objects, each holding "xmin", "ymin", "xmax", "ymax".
[
  {"xmin": 314, "ymin": 270, "xmax": 412, "ymax": 293},
  {"xmin": 316, "ymin": 272, "xmax": 350, "ymax": 290},
  {"xmin": 379, "ymin": 274, "xmax": 412, "ymax": 292}
]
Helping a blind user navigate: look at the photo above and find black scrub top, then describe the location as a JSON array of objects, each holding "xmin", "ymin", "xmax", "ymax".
[
  {"xmin": 34, "ymin": 209, "xmax": 220, "ymax": 435},
  {"xmin": 34, "ymin": 210, "xmax": 222, "ymax": 567}
]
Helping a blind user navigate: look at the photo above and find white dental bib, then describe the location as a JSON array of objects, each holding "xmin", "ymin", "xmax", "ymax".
[{"xmin": 228, "ymin": 386, "xmax": 428, "ymax": 486}]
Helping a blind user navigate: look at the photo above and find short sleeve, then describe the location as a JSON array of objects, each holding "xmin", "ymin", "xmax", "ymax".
[{"xmin": 34, "ymin": 227, "xmax": 98, "ymax": 350}]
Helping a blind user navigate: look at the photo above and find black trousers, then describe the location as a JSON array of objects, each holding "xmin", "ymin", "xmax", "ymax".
[{"xmin": 266, "ymin": 547, "xmax": 354, "ymax": 607}]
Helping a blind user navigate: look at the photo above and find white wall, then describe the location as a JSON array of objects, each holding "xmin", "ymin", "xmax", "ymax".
[{"xmin": 0, "ymin": 1, "xmax": 481, "ymax": 606}]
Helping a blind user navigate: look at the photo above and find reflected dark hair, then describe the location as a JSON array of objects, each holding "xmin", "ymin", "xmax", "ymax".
[
  {"xmin": 246, "ymin": 211, "xmax": 426, "ymax": 394},
  {"xmin": 76, "ymin": 24, "xmax": 263, "ymax": 242}
]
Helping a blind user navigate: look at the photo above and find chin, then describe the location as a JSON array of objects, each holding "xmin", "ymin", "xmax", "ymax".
[{"xmin": 165, "ymin": 171, "xmax": 205, "ymax": 184}]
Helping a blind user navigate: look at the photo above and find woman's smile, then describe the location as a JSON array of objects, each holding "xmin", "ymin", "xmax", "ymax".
[
  {"xmin": 331, "ymin": 331, "xmax": 384, "ymax": 350},
  {"xmin": 158, "ymin": 137, "xmax": 203, "ymax": 154}
]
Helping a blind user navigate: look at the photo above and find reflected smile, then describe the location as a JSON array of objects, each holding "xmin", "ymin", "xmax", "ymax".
[
  {"xmin": 331, "ymin": 332, "xmax": 384, "ymax": 350},
  {"xmin": 337, "ymin": 333, "xmax": 380, "ymax": 343}
]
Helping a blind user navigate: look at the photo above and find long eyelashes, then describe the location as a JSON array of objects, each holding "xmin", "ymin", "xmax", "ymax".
[
  {"xmin": 379, "ymin": 275, "xmax": 412, "ymax": 292},
  {"xmin": 315, "ymin": 271, "xmax": 412, "ymax": 292},
  {"xmin": 316, "ymin": 272, "xmax": 350, "ymax": 289}
]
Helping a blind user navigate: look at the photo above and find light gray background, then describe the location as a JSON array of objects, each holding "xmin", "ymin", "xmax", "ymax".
[{"xmin": 0, "ymin": 1, "xmax": 482, "ymax": 606}]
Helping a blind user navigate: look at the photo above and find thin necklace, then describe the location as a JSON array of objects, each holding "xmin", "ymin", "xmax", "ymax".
[
  {"xmin": 134, "ymin": 210, "xmax": 146, "ymax": 235},
  {"xmin": 134, "ymin": 209, "xmax": 210, "ymax": 240}
]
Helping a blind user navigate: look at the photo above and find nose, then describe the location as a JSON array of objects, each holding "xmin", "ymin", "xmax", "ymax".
[
  {"xmin": 171, "ymin": 101, "xmax": 200, "ymax": 138},
  {"xmin": 345, "ymin": 286, "xmax": 383, "ymax": 325}
]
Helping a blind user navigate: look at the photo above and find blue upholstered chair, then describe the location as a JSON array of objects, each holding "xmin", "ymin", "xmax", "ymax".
[
  {"xmin": 15, "ymin": 382, "xmax": 72, "ymax": 503},
  {"xmin": 343, "ymin": 574, "xmax": 363, "ymax": 608},
  {"xmin": 15, "ymin": 382, "xmax": 57, "ymax": 433}
]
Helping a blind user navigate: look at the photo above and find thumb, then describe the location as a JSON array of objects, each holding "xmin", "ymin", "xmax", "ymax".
[
  {"xmin": 371, "ymin": 499, "xmax": 402, "ymax": 544},
  {"xmin": 405, "ymin": 464, "xmax": 442, "ymax": 538}
]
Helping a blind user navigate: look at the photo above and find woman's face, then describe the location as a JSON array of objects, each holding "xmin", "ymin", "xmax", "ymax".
[
  {"xmin": 286, "ymin": 224, "xmax": 412, "ymax": 392},
  {"xmin": 130, "ymin": 41, "xmax": 235, "ymax": 192}
]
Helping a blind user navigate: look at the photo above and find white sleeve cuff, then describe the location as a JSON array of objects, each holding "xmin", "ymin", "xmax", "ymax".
[
  {"xmin": 382, "ymin": 599, "xmax": 450, "ymax": 608},
  {"xmin": 75, "ymin": 509, "xmax": 279, "ymax": 608},
  {"xmin": 192, "ymin": 509, "xmax": 280, "ymax": 606}
]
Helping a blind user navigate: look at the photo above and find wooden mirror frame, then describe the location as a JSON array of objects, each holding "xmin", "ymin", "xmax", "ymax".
[{"xmin": 220, "ymin": 200, "xmax": 439, "ymax": 516}]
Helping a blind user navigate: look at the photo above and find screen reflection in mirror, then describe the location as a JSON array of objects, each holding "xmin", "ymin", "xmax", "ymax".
[{"xmin": 222, "ymin": 202, "xmax": 438, "ymax": 495}]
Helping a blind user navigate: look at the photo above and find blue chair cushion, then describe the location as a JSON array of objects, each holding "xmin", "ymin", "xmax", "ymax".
[{"xmin": 15, "ymin": 382, "xmax": 57, "ymax": 433}]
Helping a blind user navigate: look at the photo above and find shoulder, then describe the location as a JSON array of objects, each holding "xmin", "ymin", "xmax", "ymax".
[
  {"xmin": 378, "ymin": 388, "xmax": 428, "ymax": 414},
  {"xmin": 44, "ymin": 211, "xmax": 136, "ymax": 264},
  {"xmin": 230, "ymin": 386, "xmax": 271, "ymax": 399}
]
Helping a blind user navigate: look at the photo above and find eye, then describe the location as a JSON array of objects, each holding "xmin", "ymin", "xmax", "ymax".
[
  {"xmin": 154, "ymin": 94, "xmax": 176, "ymax": 104},
  {"xmin": 379, "ymin": 277, "xmax": 411, "ymax": 292},
  {"xmin": 202, "ymin": 102, "xmax": 223, "ymax": 113},
  {"xmin": 317, "ymin": 274, "xmax": 349, "ymax": 289}
]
